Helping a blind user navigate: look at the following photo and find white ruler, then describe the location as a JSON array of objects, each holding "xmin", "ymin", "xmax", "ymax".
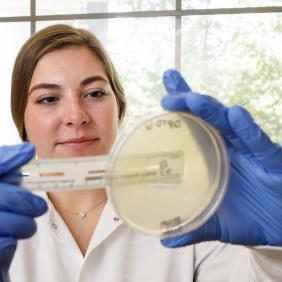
[
  {"xmin": 21, "ymin": 155, "xmax": 108, "ymax": 192},
  {"xmin": 21, "ymin": 151, "xmax": 184, "ymax": 192}
]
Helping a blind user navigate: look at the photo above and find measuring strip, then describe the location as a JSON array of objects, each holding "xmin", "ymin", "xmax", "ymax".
[
  {"xmin": 21, "ymin": 151, "xmax": 184, "ymax": 192},
  {"xmin": 21, "ymin": 155, "xmax": 107, "ymax": 192}
]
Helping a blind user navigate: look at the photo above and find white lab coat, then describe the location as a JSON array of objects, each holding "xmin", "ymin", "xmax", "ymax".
[{"xmin": 10, "ymin": 192, "xmax": 282, "ymax": 282}]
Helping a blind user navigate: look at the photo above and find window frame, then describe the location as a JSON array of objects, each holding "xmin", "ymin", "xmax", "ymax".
[{"xmin": 0, "ymin": 0, "xmax": 281, "ymax": 71}]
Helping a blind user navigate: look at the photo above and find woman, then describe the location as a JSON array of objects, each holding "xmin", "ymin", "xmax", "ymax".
[
  {"xmin": 11, "ymin": 24, "xmax": 126, "ymax": 258},
  {"xmin": 1, "ymin": 24, "xmax": 281, "ymax": 281}
]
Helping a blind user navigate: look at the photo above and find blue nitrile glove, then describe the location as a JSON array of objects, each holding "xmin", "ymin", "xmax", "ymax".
[
  {"xmin": 161, "ymin": 69, "xmax": 282, "ymax": 248},
  {"xmin": 0, "ymin": 143, "xmax": 47, "ymax": 282}
]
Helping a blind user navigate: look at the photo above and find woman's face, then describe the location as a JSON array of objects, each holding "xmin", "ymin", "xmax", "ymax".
[{"xmin": 24, "ymin": 46, "xmax": 119, "ymax": 158}]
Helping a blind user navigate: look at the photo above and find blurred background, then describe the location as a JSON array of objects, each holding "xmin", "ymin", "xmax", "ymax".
[{"xmin": 1, "ymin": 0, "xmax": 281, "ymax": 145}]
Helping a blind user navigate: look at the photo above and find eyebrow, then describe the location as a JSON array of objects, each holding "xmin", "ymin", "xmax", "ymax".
[
  {"xmin": 28, "ymin": 83, "xmax": 60, "ymax": 96},
  {"xmin": 28, "ymin": 75, "xmax": 109, "ymax": 96},
  {"xmin": 80, "ymin": 75, "xmax": 108, "ymax": 87}
]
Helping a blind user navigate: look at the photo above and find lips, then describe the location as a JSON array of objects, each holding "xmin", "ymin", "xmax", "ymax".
[
  {"xmin": 56, "ymin": 137, "xmax": 99, "ymax": 151},
  {"xmin": 58, "ymin": 137, "xmax": 96, "ymax": 144}
]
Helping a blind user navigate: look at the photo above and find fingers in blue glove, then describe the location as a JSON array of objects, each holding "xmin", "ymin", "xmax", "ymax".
[
  {"xmin": 0, "ymin": 183, "xmax": 47, "ymax": 217},
  {"xmin": 161, "ymin": 69, "xmax": 282, "ymax": 248},
  {"xmin": 162, "ymin": 70, "xmax": 230, "ymax": 133},
  {"xmin": 0, "ymin": 237, "xmax": 17, "ymax": 264},
  {"xmin": 161, "ymin": 216, "xmax": 221, "ymax": 248},
  {"xmin": 0, "ymin": 212, "xmax": 38, "ymax": 239},
  {"xmin": 162, "ymin": 69, "xmax": 251, "ymax": 153},
  {"xmin": 0, "ymin": 173, "xmax": 22, "ymax": 185},
  {"xmin": 0, "ymin": 143, "xmax": 35, "ymax": 176},
  {"xmin": 162, "ymin": 70, "xmax": 189, "ymax": 111},
  {"xmin": 228, "ymin": 106, "xmax": 282, "ymax": 169},
  {"xmin": 0, "ymin": 237, "xmax": 17, "ymax": 282},
  {"xmin": 163, "ymin": 69, "xmax": 192, "ymax": 94}
]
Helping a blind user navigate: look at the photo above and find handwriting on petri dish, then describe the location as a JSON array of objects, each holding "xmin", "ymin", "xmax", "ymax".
[
  {"xmin": 160, "ymin": 216, "xmax": 183, "ymax": 231},
  {"xmin": 146, "ymin": 119, "xmax": 182, "ymax": 131}
]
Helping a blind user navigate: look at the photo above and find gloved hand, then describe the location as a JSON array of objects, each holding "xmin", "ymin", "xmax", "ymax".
[
  {"xmin": 0, "ymin": 143, "xmax": 47, "ymax": 282},
  {"xmin": 161, "ymin": 69, "xmax": 282, "ymax": 248}
]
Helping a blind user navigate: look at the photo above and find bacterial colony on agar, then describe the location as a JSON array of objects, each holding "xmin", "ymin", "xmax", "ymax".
[{"xmin": 22, "ymin": 112, "xmax": 229, "ymax": 238}]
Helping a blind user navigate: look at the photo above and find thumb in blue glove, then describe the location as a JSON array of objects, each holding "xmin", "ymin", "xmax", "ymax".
[
  {"xmin": 0, "ymin": 143, "xmax": 47, "ymax": 282},
  {"xmin": 161, "ymin": 69, "xmax": 282, "ymax": 248},
  {"xmin": 0, "ymin": 238, "xmax": 17, "ymax": 282}
]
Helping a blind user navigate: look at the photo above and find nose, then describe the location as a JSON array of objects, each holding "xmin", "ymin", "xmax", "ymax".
[{"xmin": 63, "ymin": 99, "xmax": 90, "ymax": 127}]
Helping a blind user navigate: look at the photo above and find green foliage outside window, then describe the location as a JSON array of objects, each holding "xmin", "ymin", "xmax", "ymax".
[{"xmin": 119, "ymin": 1, "xmax": 282, "ymax": 145}]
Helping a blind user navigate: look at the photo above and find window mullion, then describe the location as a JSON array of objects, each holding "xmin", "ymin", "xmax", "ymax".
[
  {"xmin": 30, "ymin": 0, "xmax": 36, "ymax": 34},
  {"xmin": 175, "ymin": 0, "xmax": 182, "ymax": 71}
]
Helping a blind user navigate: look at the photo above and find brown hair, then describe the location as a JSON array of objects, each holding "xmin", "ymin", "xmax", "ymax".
[{"xmin": 11, "ymin": 24, "xmax": 126, "ymax": 141}]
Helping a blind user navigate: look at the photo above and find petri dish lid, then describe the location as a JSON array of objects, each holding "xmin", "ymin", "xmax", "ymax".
[{"xmin": 107, "ymin": 111, "xmax": 229, "ymax": 238}]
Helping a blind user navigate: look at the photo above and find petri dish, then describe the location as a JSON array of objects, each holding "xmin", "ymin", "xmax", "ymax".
[{"xmin": 107, "ymin": 111, "xmax": 229, "ymax": 238}]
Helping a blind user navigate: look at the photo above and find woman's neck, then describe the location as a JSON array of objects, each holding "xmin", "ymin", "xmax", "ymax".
[
  {"xmin": 47, "ymin": 188, "xmax": 107, "ymax": 256},
  {"xmin": 47, "ymin": 188, "xmax": 107, "ymax": 212}
]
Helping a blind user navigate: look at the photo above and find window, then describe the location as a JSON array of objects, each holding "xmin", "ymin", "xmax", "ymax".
[
  {"xmin": 1, "ymin": 0, "xmax": 281, "ymax": 145},
  {"xmin": 0, "ymin": 22, "xmax": 30, "ymax": 145}
]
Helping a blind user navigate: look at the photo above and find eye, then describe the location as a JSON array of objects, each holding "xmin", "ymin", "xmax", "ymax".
[
  {"xmin": 36, "ymin": 96, "xmax": 60, "ymax": 104},
  {"xmin": 86, "ymin": 89, "xmax": 106, "ymax": 99}
]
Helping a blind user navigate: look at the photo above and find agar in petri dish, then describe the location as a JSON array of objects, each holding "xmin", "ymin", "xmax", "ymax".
[{"xmin": 107, "ymin": 111, "xmax": 229, "ymax": 238}]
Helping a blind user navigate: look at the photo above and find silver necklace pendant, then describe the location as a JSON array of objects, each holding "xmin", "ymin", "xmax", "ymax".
[{"xmin": 79, "ymin": 212, "xmax": 86, "ymax": 219}]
